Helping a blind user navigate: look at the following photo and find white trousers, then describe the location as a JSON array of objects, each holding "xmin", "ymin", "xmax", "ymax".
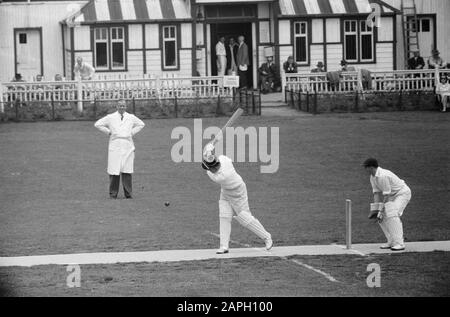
[
  {"xmin": 379, "ymin": 186, "xmax": 411, "ymax": 246},
  {"xmin": 217, "ymin": 55, "xmax": 227, "ymax": 77}
]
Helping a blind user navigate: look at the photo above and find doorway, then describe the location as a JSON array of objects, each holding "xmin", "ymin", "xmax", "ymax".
[
  {"xmin": 210, "ymin": 22, "xmax": 253, "ymax": 88},
  {"xmin": 14, "ymin": 28, "xmax": 43, "ymax": 79}
]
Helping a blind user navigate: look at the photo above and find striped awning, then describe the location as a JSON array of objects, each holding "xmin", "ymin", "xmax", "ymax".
[
  {"xmin": 278, "ymin": 0, "xmax": 398, "ymax": 16},
  {"xmin": 65, "ymin": 0, "xmax": 192, "ymax": 24}
]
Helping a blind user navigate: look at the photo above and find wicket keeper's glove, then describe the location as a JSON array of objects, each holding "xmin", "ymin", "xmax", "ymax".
[{"xmin": 369, "ymin": 203, "xmax": 384, "ymax": 220}]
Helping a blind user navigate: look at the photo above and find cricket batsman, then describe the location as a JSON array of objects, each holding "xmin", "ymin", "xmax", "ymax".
[
  {"xmin": 364, "ymin": 158, "xmax": 411, "ymax": 251},
  {"xmin": 202, "ymin": 143, "xmax": 273, "ymax": 254}
]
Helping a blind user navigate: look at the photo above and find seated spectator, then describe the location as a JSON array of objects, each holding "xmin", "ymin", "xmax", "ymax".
[
  {"xmin": 311, "ymin": 61, "xmax": 325, "ymax": 73},
  {"xmin": 341, "ymin": 60, "xmax": 356, "ymax": 72},
  {"xmin": 74, "ymin": 56, "xmax": 95, "ymax": 80},
  {"xmin": 259, "ymin": 56, "xmax": 280, "ymax": 94},
  {"xmin": 7, "ymin": 73, "xmax": 26, "ymax": 103},
  {"xmin": 436, "ymin": 76, "xmax": 450, "ymax": 112},
  {"xmin": 283, "ymin": 56, "xmax": 298, "ymax": 74},
  {"xmin": 408, "ymin": 50, "xmax": 425, "ymax": 70},
  {"xmin": 428, "ymin": 49, "xmax": 446, "ymax": 69}
]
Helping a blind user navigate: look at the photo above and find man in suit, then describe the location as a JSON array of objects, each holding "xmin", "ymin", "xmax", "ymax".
[
  {"xmin": 237, "ymin": 36, "xmax": 250, "ymax": 89},
  {"xmin": 226, "ymin": 37, "xmax": 239, "ymax": 75},
  {"xmin": 408, "ymin": 50, "xmax": 425, "ymax": 70},
  {"xmin": 259, "ymin": 56, "xmax": 280, "ymax": 94}
]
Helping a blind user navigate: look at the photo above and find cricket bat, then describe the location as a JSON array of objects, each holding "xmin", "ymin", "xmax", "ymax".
[{"xmin": 211, "ymin": 108, "xmax": 244, "ymax": 146}]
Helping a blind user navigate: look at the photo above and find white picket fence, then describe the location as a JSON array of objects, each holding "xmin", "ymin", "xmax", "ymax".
[
  {"xmin": 0, "ymin": 75, "xmax": 233, "ymax": 113},
  {"xmin": 282, "ymin": 68, "xmax": 450, "ymax": 99}
]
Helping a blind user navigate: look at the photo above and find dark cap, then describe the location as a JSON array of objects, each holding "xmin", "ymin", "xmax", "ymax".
[{"xmin": 363, "ymin": 158, "xmax": 379, "ymax": 168}]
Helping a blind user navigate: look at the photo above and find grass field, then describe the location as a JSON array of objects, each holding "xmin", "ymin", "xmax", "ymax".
[{"xmin": 0, "ymin": 111, "xmax": 449, "ymax": 296}]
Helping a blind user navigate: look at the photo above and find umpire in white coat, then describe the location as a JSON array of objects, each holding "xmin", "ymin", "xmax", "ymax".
[{"xmin": 94, "ymin": 99, "xmax": 145, "ymax": 198}]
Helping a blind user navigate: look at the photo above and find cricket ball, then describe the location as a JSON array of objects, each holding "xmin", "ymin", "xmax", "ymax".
[{"xmin": 164, "ymin": 201, "xmax": 170, "ymax": 207}]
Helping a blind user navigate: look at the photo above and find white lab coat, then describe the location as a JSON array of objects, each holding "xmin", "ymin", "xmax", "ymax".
[{"xmin": 94, "ymin": 111, "xmax": 145, "ymax": 175}]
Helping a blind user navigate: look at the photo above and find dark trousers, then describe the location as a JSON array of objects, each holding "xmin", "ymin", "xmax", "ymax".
[
  {"xmin": 109, "ymin": 173, "xmax": 132, "ymax": 198},
  {"xmin": 238, "ymin": 70, "xmax": 248, "ymax": 88}
]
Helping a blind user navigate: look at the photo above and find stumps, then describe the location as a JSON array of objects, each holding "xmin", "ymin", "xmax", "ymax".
[{"xmin": 346, "ymin": 199, "xmax": 352, "ymax": 249}]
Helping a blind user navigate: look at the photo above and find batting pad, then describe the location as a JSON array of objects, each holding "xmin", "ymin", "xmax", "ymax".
[
  {"xmin": 385, "ymin": 217, "xmax": 404, "ymax": 246},
  {"xmin": 379, "ymin": 219, "xmax": 392, "ymax": 245},
  {"xmin": 219, "ymin": 200, "xmax": 234, "ymax": 218},
  {"xmin": 219, "ymin": 217, "xmax": 232, "ymax": 250},
  {"xmin": 235, "ymin": 211, "xmax": 271, "ymax": 240}
]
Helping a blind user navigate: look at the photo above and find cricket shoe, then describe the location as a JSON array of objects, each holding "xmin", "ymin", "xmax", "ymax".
[
  {"xmin": 216, "ymin": 248, "xmax": 229, "ymax": 254},
  {"xmin": 265, "ymin": 238, "xmax": 273, "ymax": 251},
  {"xmin": 391, "ymin": 244, "xmax": 405, "ymax": 251},
  {"xmin": 380, "ymin": 243, "xmax": 392, "ymax": 249}
]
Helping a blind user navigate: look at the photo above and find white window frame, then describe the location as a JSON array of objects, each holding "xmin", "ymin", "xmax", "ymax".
[
  {"xmin": 294, "ymin": 21, "xmax": 308, "ymax": 65},
  {"xmin": 162, "ymin": 25, "xmax": 178, "ymax": 70},
  {"xmin": 359, "ymin": 20, "xmax": 374, "ymax": 62},
  {"xmin": 344, "ymin": 20, "xmax": 358, "ymax": 63},
  {"xmin": 94, "ymin": 27, "xmax": 109, "ymax": 69},
  {"xmin": 110, "ymin": 27, "xmax": 125, "ymax": 70}
]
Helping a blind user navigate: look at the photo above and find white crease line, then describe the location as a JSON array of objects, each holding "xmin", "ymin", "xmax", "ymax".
[
  {"xmin": 289, "ymin": 259, "xmax": 339, "ymax": 283},
  {"xmin": 208, "ymin": 232, "xmax": 338, "ymax": 283}
]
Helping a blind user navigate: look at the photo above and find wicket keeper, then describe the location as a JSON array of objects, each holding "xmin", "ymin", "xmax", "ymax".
[
  {"xmin": 202, "ymin": 143, "xmax": 273, "ymax": 254},
  {"xmin": 364, "ymin": 158, "xmax": 411, "ymax": 251}
]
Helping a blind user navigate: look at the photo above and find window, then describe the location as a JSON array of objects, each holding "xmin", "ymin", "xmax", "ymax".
[
  {"xmin": 94, "ymin": 26, "xmax": 126, "ymax": 70},
  {"xmin": 94, "ymin": 28, "xmax": 109, "ymax": 69},
  {"xmin": 294, "ymin": 22, "xmax": 308, "ymax": 64},
  {"xmin": 421, "ymin": 19, "xmax": 430, "ymax": 32},
  {"xmin": 344, "ymin": 20, "xmax": 374, "ymax": 63},
  {"xmin": 19, "ymin": 33, "xmax": 27, "ymax": 44},
  {"xmin": 360, "ymin": 21, "xmax": 373, "ymax": 62},
  {"xmin": 162, "ymin": 26, "xmax": 177, "ymax": 69},
  {"xmin": 344, "ymin": 21, "xmax": 358, "ymax": 62},
  {"xmin": 111, "ymin": 27, "xmax": 125, "ymax": 69}
]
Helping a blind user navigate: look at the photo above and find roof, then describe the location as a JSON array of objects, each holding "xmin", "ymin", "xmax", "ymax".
[
  {"xmin": 63, "ymin": 0, "xmax": 191, "ymax": 24},
  {"xmin": 277, "ymin": 0, "xmax": 399, "ymax": 17}
]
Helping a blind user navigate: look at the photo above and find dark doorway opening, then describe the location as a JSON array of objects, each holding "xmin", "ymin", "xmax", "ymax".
[{"xmin": 210, "ymin": 22, "xmax": 253, "ymax": 88}]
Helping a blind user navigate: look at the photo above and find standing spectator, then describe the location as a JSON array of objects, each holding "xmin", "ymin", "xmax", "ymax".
[
  {"xmin": 94, "ymin": 99, "xmax": 145, "ymax": 199},
  {"xmin": 311, "ymin": 61, "xmax": 325, "ymax": 73},
  {"xmin": 226, "ymin": 37, "xmax": 239, "ymax": 75},
  {"xmin": 283, "ymin": 56, "xmax": 298, "ymax": 74},
  {"xmin": 237, "ymin": 36, "xmax": 250, "ymax": 89},
  {"xmin": 215, "ymin": 36, "xmax": 227, "ymax": 77},
  {"xmin": 428, "ymin": 49, "xmax": 446, "ymax": 69},
  {"xmin": 74, "ymin": 57, "xmax": 95, "ymax": 80},
  {"xmin": 408, "ymin": 50, "xmax": 425, "ymax": 70},
  {"xmin": 259, "ymin": 56, "xmax": 280, "ymax": 94}
]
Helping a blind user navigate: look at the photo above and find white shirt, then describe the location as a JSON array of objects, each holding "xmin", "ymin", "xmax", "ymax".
[
  {"xmin": 216, "ymin": 42, "xmax": 226, "ymax": 56},
  {"xmin": 370, "ymin": 167, "xmax": 407, "ymax": 195},
  {"xmin": 74, "ymin": 62, "xmax": 95, "ymax": 80},
  {"xmin": 207, "ymin": 155, "xmax": 243, "ymax": 190}
]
